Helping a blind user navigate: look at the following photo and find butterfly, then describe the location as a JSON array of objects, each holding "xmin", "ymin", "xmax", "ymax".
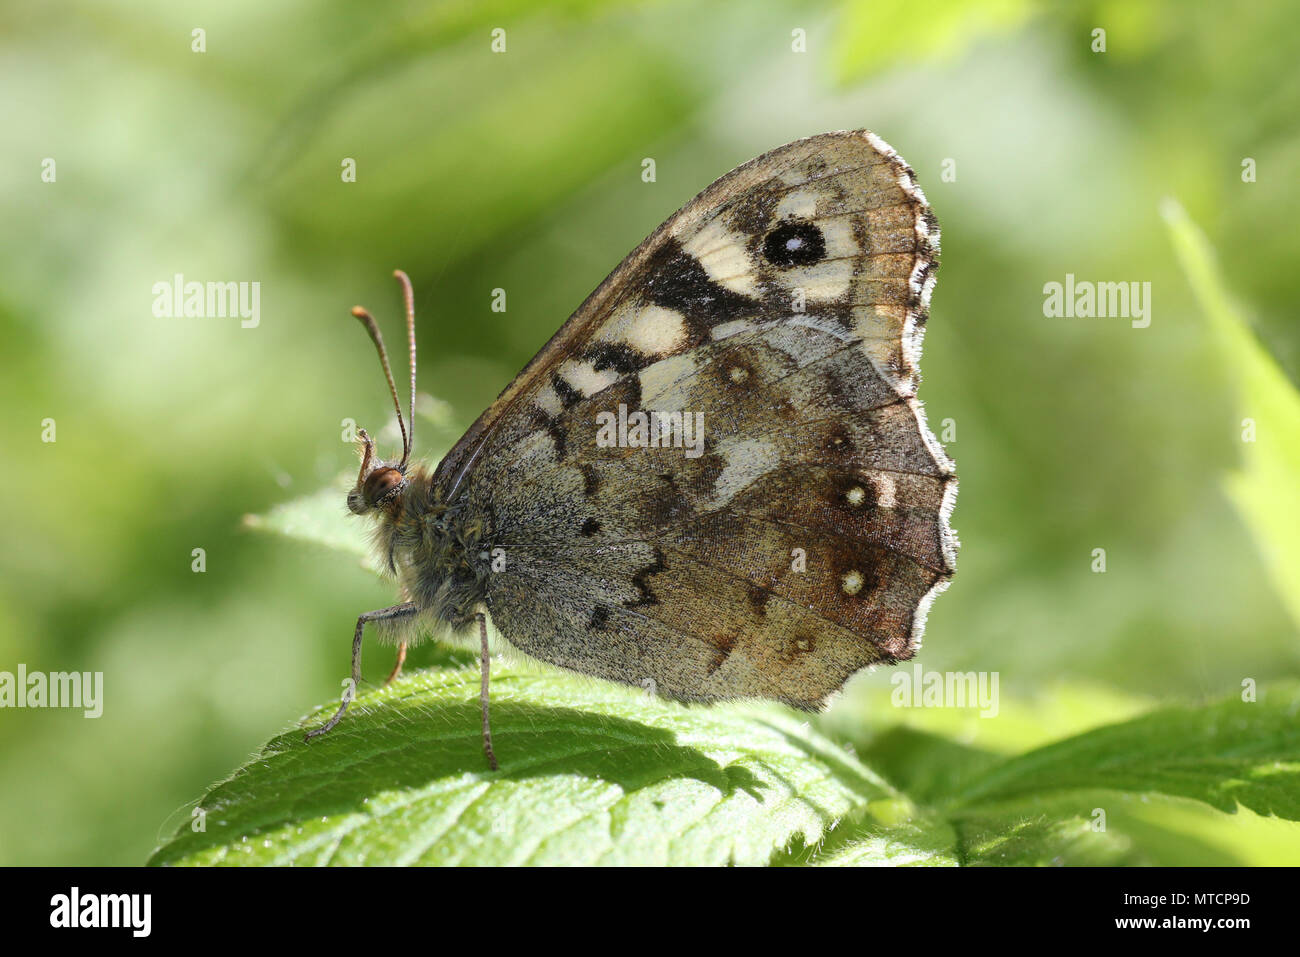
[{"xmin": 305, "ymin": 130, "xmax": 957, "ymax": 770}]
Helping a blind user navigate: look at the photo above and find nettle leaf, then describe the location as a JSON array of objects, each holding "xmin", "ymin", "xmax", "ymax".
[
  {"xmin": 779, "ymin": 808, "xmax": 962, "ymax": 867},
  {"xmin": 953, "ymin": 791, "xmax": 1254, "ymax": 867},
  {"xmin": 842, "ymin": 725, "xmax": 1004, "ymax": 807},
  {"xmin": 808, "ymin": 825, "xmax": 960, "ymax": 867},
  {"xmin": 948, "ymin": 684, "xmax": 1300, "ymax": 820},
  {"xmin": 243, "ymin": 480, "xmax": 370, "ymax": 561},
  {"xmin": 958, "ymin": 811, "xmax": 1135, "ymax": 867},
  {"xmin": 149, "ymin": 662, "xmax": 893, "ymax": 866}
]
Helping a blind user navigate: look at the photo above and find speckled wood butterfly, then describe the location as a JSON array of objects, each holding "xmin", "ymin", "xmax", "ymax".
[{"xmin": 306, "ymin": 130, "xmax": 958, "ymax": 770}]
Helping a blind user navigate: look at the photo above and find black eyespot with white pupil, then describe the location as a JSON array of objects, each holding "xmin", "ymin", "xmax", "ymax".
[{"xmin": 763, "ymin": 220, "xmax": 825, "ymax": 267}]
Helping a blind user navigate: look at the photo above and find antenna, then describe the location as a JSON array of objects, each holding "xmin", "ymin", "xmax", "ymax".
[
  {"xmin": 351, "ymin": 303, "xmax": 409, "ymax": 467},
  {"xmin": 393, "ymin": 269, "xmax": 417, "ymax": 469}
]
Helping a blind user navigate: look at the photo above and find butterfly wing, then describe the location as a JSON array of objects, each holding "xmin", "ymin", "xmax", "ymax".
[{"xmin": 440, "ymin": 130, "xmax": 956, "ymax": 707}]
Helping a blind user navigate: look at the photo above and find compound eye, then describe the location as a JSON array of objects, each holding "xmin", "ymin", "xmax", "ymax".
[{"xmin": 363, "ymin": 467, "xmax": 404, "ymax": 506}]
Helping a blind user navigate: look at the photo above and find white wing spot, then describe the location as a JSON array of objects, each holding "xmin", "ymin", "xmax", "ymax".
[
  {"xmin": 627, "ymin": 304, "xmax": 688, "ymax": 356},
  {"xmin": 557, "ymin": 359, "xmax": 619, "ymax": 397},
  {"xmin": 683, "ymin": 218, "xmax": 759, "ymax": 297},
  {"xmin": 533, "ymin": 383, "xmax": 563, "ymax": 417},
  {"xmin": 711, "ymin": 436, "xmax": 780, "ymax": 506},
  {"xmin": 776, "ymin": 188, "xmax": 823, "ymax": 219},
  {"xmin": 869, "ymin": 473, "xmax": 897, "ymax": 509},
  {"xmin": 597, "ymin": 302, "xmax": 688, "ymax": 358}
]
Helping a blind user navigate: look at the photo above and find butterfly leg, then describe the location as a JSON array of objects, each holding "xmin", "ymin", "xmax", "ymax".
[
  {"xmin": 305, "ymin": 601, "xmax": 417, "ymax": 740},
  {"xmin": 384, "ymin": 641, "xmax": 408, "ymax": 685},
  {"xmin": 478, "ymin": 612, "xmax": 498, "ymax": 771}
]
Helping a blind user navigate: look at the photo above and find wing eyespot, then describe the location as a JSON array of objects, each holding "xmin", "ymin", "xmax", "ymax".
[{"xmin": 763, "ymin": 220, "xmax": 826, "ymax": 267}]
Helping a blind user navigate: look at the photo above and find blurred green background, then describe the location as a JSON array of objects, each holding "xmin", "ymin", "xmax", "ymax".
[{"xmin": 2, "ymin": 0, "xmax": 1297, "ymax": 865}]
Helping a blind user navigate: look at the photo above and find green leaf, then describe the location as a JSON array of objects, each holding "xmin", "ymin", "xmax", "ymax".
[
  {"xmin": 951, "ymin": 790, "xmax": 1255, "ymax": 867},
  {"xmin": 807, "ymin": 824, "xmax": 960, "ymax": 866},
  {"xmin": 956, "ymin": 809, "xmax": 1140, "ymax": 867},
  {"xmin": 242, "ymin": 480, "xmax": 370, "ymax": 561},
  {"xmin": 783, "ymin": 808, "xmax": 962, "ymax": 867},
  {"xmin": 821, "ymin": 683, "xmax": 1155, "ymax": 804},
  {"xmin": 1163, "ymin": 198, "xmax": 1300, "ymax": 629},
  {"xmin": 846, "ymin": 726, "xmax": 1003, "ymax": 807},
  {"xmin": 149, "ymin": 661, "xmax": 892, "ymax": 866},
  {"xmin": 948, "ymin": 684, "xmax": 1300, "ymax": 820}
]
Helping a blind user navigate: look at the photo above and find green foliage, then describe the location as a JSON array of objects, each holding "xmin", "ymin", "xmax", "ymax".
[
  {"xmin": 950, "ymin": 690, "xmax": 1300, "ymax": 819},
  {"xmin": 242, "ymin": 481, "xmax": 372, "ymax": 565},
  {"xmin": 150, "ymin": 663, "xmax": 891, "ymax": 866},
  {"xmin": 833, "ymin": 0, "xmax": 1037, "ymax": 81},
  {"xmin": 1163, "ymin": 200, "xmax": 1300, "ymax": 630},
  {"xmin": 5, "ymin": 0, "xmax": 1300, "ymax": 866}
]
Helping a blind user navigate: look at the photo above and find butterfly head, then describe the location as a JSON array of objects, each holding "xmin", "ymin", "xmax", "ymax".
[
  {"xmin": 345, "ymin": 269, "xmax": 418, "ymax": 517},
  {"xmin": 346, "ymin": 430, "xmax": 408, "ymax": 515}
]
